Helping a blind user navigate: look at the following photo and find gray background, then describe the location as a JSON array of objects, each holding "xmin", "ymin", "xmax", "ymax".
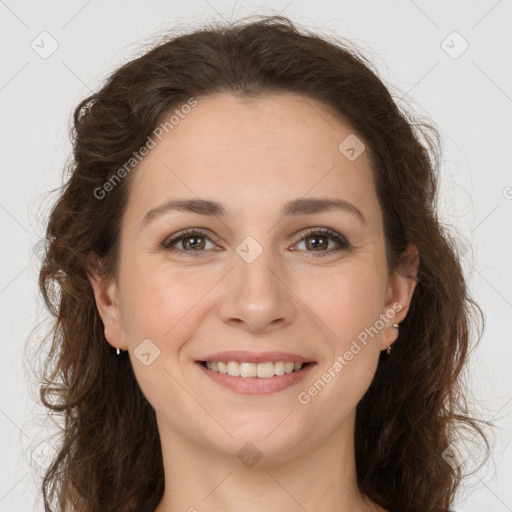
[{"xmin": 0, "ymin": 1, "xmax": 511, "ymax": 510}]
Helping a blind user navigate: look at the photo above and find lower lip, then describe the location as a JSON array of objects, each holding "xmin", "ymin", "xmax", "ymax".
[{"xmin": 196, "ymin": 362, "xmax": 316, "ymax": 395}]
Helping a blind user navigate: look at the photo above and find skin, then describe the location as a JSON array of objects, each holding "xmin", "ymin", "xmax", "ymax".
[{"xmin": 89, "ymin": 92, "xmax": 418, "ymax": 512}]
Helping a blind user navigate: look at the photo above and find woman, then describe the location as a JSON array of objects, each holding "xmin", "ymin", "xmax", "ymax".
[{"xmin": 37, "ymin": 15, "xmax": 489, "ymax": 512}]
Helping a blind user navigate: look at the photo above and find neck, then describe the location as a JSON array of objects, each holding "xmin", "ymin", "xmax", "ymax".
[{"xmin": 153, "ymin": 411, "xmax": 381, "ymax": 512}]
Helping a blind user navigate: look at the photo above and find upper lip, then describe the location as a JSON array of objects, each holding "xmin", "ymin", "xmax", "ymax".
[{"xmin": 198, "ymin": 351, "xmax": 314, "ymax": 364}]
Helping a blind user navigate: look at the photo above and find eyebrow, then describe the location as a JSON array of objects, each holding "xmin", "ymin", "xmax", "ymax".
[{"xmin": 141, "ymin": 196, "xmax": 366, "ymax": 228}]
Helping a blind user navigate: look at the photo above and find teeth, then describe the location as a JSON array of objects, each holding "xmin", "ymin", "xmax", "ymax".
[
  {"xmin": 227, "ymin": 361, "xmax": 240, "ymax": 376},
  {"xmin": 204, "ymin": 361, "xmax": 304, "ymax": 378},
  {"xmin": 257, "ymin": 362, "xmax": 274, "ymax": 378},
  {"xmin": 240, "ymin": 362, "xmax": 257, "ymax": 378},
  {"xmin": 274, "ymin": 361, "xmax": 285, "ymax": 375}
]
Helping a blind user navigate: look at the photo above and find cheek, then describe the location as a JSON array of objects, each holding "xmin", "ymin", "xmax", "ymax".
[
  {"xmin": 298, "ymin": 263, "xmax": 386, "ymax": 349},
  {"xmin": 118, "ymin": 258, "xmax": 201, "ymax": 340},
  {"xmin": 297, "ymin": 268, "xmax": 384, "ymax": 423},
  {"xmin": 118, "ymin": 255, "xmax": 231, "ymax": 352}
]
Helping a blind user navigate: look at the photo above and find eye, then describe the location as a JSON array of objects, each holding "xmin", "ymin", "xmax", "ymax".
[
  {"xmin": 162, "ymin": 228, "xmax": 217, "ymax": 255},
  {"xmin": 161, "ymin": 227, "xmax": 350, "ymax": 257},
  {"xmin": 292, "ymin": 227, "xmax": 350, "ymax": 255}
]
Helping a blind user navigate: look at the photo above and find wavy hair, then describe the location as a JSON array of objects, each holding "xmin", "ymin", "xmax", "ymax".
[{"xmin": 35, "ymin": 15, "xmax": 490, "ymax": 512}]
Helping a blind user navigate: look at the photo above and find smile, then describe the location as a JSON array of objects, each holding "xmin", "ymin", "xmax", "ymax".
[
  {"xmin": 196, "ymin": 359, "xmax": 315, "ymax": 395},
  {"xmin": 202, "ymin": 360, "xmax": 306, "ymax": 378}
]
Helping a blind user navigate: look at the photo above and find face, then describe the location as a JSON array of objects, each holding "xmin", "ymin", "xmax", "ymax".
[{"xmin": 91, "ymin": 92, "xmax": 416, "ymax": 462}]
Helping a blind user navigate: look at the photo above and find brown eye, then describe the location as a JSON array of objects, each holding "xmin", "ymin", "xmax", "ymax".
[
  {"xmin": 180, "ymin": 235, "xmax": 206, "ymax": 250},
  {"xmin": 304, "ymin": 235, "xmax": 329, "ymax": 251},
  {"xmin": 162, "ymin": 229, "xmax": 216, "ymax": 254},
  {"xmin": 294, "ymin": 228, "xmax": 350, "ymax": 255}
]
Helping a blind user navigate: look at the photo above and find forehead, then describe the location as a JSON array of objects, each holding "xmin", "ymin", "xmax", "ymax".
[
  {"xmin": 146, "ymin": 92, "xmax": 368, "ymax": 165},
  {"xmin": 125, "ymin": 92, "xmax": 381, "ymax": 227}
]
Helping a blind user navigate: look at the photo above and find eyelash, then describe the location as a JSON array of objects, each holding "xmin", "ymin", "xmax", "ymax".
[{"xmin": 161, "ymin": 227, "xmax": 350, "ymax": 257}]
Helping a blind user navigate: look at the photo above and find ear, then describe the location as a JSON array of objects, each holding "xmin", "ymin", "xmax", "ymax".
[
  {"xmin": 380, "ymin": 243, "xmax": 419, "ymax": 351},
  {"xmin": 86, "ymin": 254, "xmax": 127, "ymax": 351}
]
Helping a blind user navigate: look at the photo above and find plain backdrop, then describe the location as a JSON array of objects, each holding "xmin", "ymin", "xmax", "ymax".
[{"xmin": 1, "ymin": 1, "xmax": 511, "ymax": 511}]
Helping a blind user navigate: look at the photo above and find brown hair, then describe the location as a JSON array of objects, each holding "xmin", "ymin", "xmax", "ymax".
[{"xmin": 36, "ymin": 15, "xmax": 490, "ymax": 512}]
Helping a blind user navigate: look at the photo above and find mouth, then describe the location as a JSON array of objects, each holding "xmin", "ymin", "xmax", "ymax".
[
  {"xmin": 195, "ymin": 352, "xmax": 316, "ymax": 394},
  {"xmin": 200, "ymin": 360, "xmax": 311, "ymax": 378}
]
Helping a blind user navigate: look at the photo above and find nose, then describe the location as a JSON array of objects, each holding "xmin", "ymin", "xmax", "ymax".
[{"xmin": 218, "ymin": 245, "xmax": 296, "ymax": 334}]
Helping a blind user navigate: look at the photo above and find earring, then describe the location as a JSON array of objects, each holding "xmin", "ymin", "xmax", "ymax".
[
  {"xmin": 116, "ymin": 348, "xmax": 121, "ymax": 355},
  {"xmin": 387, "ymin": 322, "xmax": 400, "ymax": 355}
]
